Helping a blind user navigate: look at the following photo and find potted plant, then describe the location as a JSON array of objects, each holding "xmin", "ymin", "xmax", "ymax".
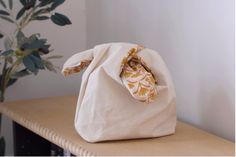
[{"xmin": 0, "ymin": 0, "xmax": 72, "ymax": 155}]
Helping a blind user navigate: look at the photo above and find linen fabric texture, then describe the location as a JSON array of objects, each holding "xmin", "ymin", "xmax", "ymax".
[{"xmin": 62, "ymin": 43, "xmax": 176, "ymax": 142}]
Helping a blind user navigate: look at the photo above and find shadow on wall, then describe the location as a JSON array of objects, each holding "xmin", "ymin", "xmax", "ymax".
[{"xmin": 198, "ymin": 85, "xmax": 235, "ymax": 141}]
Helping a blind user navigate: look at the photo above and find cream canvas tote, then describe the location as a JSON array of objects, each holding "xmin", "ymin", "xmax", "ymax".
[{"xmin": 62, "ymin": 43, "xmax": 176, "ymax": 142}]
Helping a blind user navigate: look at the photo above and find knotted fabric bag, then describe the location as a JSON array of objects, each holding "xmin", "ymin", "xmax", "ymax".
[{"xmin": 62, "ymin": 43, "xmax": 176, "ymax": 142}]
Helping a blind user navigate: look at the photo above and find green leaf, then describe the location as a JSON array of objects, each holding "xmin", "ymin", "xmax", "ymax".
[
  {"xmin": 0, "ymin": 10, "xmax": 9, "ymax": 16},
  {"xmin": 29, "ymin": 53, "xmax": 45, "ymax": 69},
  {"xmin": 38, "ymin": 44, "xmax": 50, "ymax": 54},
  {"xmin": 43, "ymin": 60, "xmax": 57, "ymax": 72},
  {"xmin": 51, "ymin": 12, "xmax": 71, "ymax": 26},
  {"xmin": 12, "ymin": 69, "xmax": 31, "ymax": 78},
  {"xmin": 1, "ymin": 49, "xmax": 13, "ymax": 56},
  {"xmin": 0, "ymin": 136, "xmax": 5, "ymax": 156},
  {"xmin": 8, "ymin": 0, "xmax": 13, "ymax": 10},
  {"xmin": 51, "ymin": 15, "xmax": 64, "ymax": 26},
  {"xmin": 34, "ymin": 16, "xmax": 49, "ymax": 21},
  {"xmin": 19, "ymin": 0, "xmax": 27, "ymax": 6},
  {"xmin": 23, "ymin": 53, "xmax": 45, "ymax": 74},
  {"xmin": 4, "ymin": 37, "xmax": 12, "ymax": 50},
  {"xmin": 39, "ymin": 0, "xmax": 53, "ymax": 7},
  {"xmin": 27, "ymin": 33, "xmax": 40, "ymax": 43},
  {"xmin": 0, "ymin": 0, "xmax": 6, "ymax": 8},
  {"xmin": 24, "ymin": 39, "xmax": 46, "ymax": 49},
  {"xmin": 16, "ymin": 7, "xmax": 26, "ymax": 20},
  {"xmin": 16, "ymin": 31, "xmax": 27, "ymax": 47},
  {"xmin": 17, "ymin": 30, "xmax": 26, "ymax": 39},
  {"xmin": 20, "ymin": 0, "xmax": 35, "ymax": 10},
  {"xmin": 51, "ymin": 0, "xmax": 65, "ymax": 10},
  {"xmin": 31, "ymin": 51, "xmax": 40, "ymax": 57},
  {"xmin": 30, "ymin": 0, "xmax": 36, "ymax": 7},
  {"xmin": 23, "ymin": 55, "xmax": 38, "ymax": 74},
  {"xmin": 0, "ymin": 16, "xmax": 14, "ymax": 23},
  {"xmin": 55, "ymin": 13, "xmax": 71, "ymax": 24}
]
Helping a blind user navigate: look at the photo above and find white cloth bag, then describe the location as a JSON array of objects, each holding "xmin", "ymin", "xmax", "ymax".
[{"xmin": 62, "ymin": 43, "xmax": 176, "ymax": 142}]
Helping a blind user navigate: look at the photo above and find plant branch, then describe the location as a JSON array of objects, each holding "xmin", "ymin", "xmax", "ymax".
[
  {"xmin": 18, "ymin": 3, "xmax": 43, "ymax": 31},
  {"xmin": 0, "ymin": 59, "xmax": 8, "ymax": 102},
  {"xmin": 8, "ymin": 58, "xmax": 21, "ymax": 76}
]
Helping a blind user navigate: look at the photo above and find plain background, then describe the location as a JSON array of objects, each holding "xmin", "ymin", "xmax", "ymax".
[{"xmin": 0, "ymin": 0, "xmax": 234, "ymax": 155}]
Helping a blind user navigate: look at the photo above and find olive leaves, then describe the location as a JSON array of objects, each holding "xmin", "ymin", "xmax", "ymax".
[
  {"xmin": 15, "ymin": 0, "xmax": 71, "ymax": 26},
  {"xmin": 1, "ymin": 31, "xmax": 61, "ymax": 76},
  {"xmin": 0, "ymin": 0, "xmax": 71, "ymax": 26},
  {"xmin": 0, "ymin": 0, "xmax": 14, "ymax": 24},
  {"xmin": 0, "ymin": 0, "xmax": 68, "ymax": 90}
]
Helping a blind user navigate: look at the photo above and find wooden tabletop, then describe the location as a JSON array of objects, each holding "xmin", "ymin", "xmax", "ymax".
[{"xmin": 0, "ymin": 95, "xmax": 234, "ymax": 156}]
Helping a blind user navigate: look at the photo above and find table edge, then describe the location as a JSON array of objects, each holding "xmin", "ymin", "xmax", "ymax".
[{"xmin": 0, "ymin": 104, "xmax": 95, "ymax": 156}]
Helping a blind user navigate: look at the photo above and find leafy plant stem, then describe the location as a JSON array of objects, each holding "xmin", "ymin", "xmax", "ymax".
[
  {"xmin": 18, "ymin": 3, "xmax": 42, "ymax": 31},
  {"xmin": 0, "ymin": 58, "xmax": 20, "ymax": 103},
  {"xmin": 8, "ymin": 59, "xmax": 21, "ymax": 76},
  {"xmin": 0, "ymin": 59, "xmax": 8, "ymax": 102}
]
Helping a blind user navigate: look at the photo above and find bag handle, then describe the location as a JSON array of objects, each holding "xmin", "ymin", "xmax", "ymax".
[{"xmin": 62, "ymin": 49, "xmax": 93, "ymax": 76}]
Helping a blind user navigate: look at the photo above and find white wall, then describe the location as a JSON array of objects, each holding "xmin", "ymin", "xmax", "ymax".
[
  {"xmin": 0, "ymin": 0, "xmax": 87, "ymax": 154},
  {"xmin": 86, "ymin": 0, "xmax": 235, "ymax": 141},
  {"xmin": 1, "ymin": 0, "xmax": 234, "ymax": 155}
]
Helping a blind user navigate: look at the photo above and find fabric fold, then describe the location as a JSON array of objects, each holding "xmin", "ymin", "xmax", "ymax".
[{"xmin": 62, "ymin": 42, "xmax": 176, "ymax": 142}]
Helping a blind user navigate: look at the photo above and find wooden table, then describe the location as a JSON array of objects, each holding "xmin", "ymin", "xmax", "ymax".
[{"xmin": 0, "ymin": 95, "xmax": 234, "ymax": 156}]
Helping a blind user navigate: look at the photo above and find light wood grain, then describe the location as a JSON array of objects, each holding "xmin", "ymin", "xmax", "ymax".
[{"xmin": 0, "ymin": 95, "xmax": 234, "ymax": 156}]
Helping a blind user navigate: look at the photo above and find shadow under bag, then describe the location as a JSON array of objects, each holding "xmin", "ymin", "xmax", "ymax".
[{"xmin": 62, "ymin": 43, "xmax": 176, "ymax": 142}]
